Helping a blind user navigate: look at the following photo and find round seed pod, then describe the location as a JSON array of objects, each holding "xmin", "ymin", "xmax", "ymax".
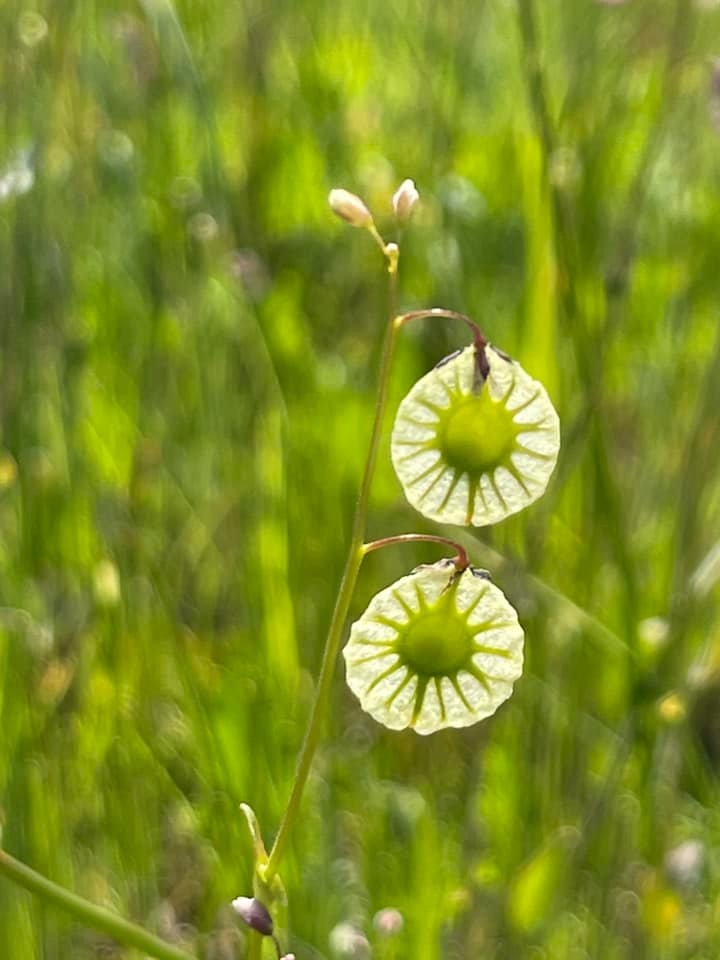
[
  {"xmin": 343, "ymin": 561, "xmax": 524, "ymax": 735},
  {"xmin": 391, "ymin": 344, "xmax": 560, "ymax": 526}
]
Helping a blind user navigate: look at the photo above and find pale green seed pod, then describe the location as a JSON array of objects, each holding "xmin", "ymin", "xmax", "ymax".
[
  {"xmin": 391, "ymin": 344, "xmax": 560, "ymax": 526},
  {"xmin": 343, "ymin": 561, "xmax": 524, "ymax": 735}
]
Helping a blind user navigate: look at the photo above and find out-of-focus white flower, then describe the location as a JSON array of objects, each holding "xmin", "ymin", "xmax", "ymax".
[
  {"xmin": 638, "ymin": 616, "xmax": 669, "ymax": 652},
  {"xmin": 691, "ymin": 539, "xmax": 720, "ymax": 597},
  {"xmin": 392, "ymin": 178, "xmax": 419, "ymax": 223},
  {"xmin": 391, "ymin": 344, "xmax": 559, "ymax": 526},
  {"xmin": 344, "ymin": 561, "xmax": 524, "ymax": 734},
  {"xmin": 665, "ymin": 839, "xmax": 705, "ymax": 889},
  {"xmin": 329, "ymin": 921, "xmax": 371, "ymax": 958},
  {"xmin": 328, "ymin": 188, "xmax": 373, "ymax": 227},
  {"xmin": 373, "ymin": 906, "xmax": 404, "ymax": 936},
  {"xmin": 0, "ymin": 149, "xmax": 34, "ymax": 202}
]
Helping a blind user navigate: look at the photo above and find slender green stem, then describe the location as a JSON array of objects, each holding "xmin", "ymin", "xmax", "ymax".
[
  {"xmin": 367, "ymin": 221, "xmax": 389, "ymax": 258},
  {"xmin": 0, "ymin": 849, "xmax": 197, "ymax": 960},
  {"xmin": 263, "ymin": 540, "xmax": 364, "ymax": 880},
  {"xmin": 247, "ymin": 929, "xmax": 263, "ymax": 960},
  {"xmin": 264, "ymin": 260, "xmax": 401, "ymax": 881}
]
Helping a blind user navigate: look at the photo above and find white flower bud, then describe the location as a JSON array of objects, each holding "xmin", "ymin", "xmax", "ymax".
[
  {"xmin": 328, "ymin": 188, "xmax": 373, "ymax": 227},
  {"xmin": 392, "ymin": 178, "xmax": 419, "ymax": 223}
]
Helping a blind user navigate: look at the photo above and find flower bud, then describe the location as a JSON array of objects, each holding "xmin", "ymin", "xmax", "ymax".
[
  {"xmin": 392, "ymin": 178, "xmax": 419, "ymax": 223},
  {"xmin": 328, "ymin": 188, "xmax": 373, "ymax": 227},
  {"xmin": 231, "ymin": 896, "xmax": 274, "ymax": 936}
]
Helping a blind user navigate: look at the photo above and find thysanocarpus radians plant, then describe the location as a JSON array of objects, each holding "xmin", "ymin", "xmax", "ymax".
[{"xmin": 231, "ymin": 180, "xmax": 559, "ymax": 957}]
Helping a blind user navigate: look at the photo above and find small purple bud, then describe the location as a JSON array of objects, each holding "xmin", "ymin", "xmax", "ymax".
[{"xmin": 231, "ymin": 895, "xmax": 274, "ymax": 936}]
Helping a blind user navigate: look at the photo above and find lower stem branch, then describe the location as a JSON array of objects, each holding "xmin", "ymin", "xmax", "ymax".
[{"xmin": 0, "ymin": 849, "xmax": 197, "ymax": 960}]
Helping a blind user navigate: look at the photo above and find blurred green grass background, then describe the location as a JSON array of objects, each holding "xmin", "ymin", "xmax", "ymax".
[{"xmin": 2, "ymin": 0, "xmax": 720, "ymax": 956}]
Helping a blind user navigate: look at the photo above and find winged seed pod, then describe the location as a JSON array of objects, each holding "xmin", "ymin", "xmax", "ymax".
[
  {"xmin": 391, "ymin": 343, "xmax": 559, "ymax": 526},
  {"xmin": 343, "ymin": 561, "xmax": 523, "ymax": 734}
]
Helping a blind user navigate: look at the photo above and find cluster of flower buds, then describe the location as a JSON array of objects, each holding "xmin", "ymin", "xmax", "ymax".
[{"xmin": 328, "ymin": 178, "xmax": 419, "ymax": 230}]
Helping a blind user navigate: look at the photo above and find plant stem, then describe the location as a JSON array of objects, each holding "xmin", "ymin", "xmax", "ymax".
[
  {"xmin": 396, "ymin": 308, "xmax": 486, "ymax": 347},
  {"xmin": 264, "ymin": 257, "xmax": 401, "ymax": 881},
  {"xmin": 363, "ymin": 534, "xmax": 469, "ymax": 571},
  {"xmin": 0, "ymin": 849, "xmax": 197, "ymax": 960},
  {"xmin": 247, "ymin": 929, "xmax": 263, "ymax": 960}
]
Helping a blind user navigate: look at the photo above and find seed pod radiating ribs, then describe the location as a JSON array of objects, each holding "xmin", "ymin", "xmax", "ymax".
[{"xmin": 391, "ymin": 344, "xmax": 560, "ymax": 526}]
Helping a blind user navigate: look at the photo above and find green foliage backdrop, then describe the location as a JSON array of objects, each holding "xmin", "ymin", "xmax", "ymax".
[{"xmin": 2, "ymin": 0, "xmax": 720, "ymax": 957}]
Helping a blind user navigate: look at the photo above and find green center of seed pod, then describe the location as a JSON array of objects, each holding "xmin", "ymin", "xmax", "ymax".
[
  {"xmin": 397, "ymin": 595, "xmax": 473, "ymax": 676},
  {"xmin": 439, "ymin": 392, "xmax": 517, "ymax": 475}
]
